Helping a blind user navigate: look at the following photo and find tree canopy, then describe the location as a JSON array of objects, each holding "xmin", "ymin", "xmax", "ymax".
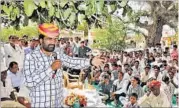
[{"xmin": 1, "ymin": 0, "xmax": 178, "ymax": 47}]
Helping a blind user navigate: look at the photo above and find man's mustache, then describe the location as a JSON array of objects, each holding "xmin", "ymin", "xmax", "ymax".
[{"xmin": 48, "ymin": 44, "xmax": 55, "ymax": 47}]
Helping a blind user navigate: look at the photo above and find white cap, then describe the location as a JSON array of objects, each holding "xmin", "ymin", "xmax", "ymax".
[{"xmin": 0, "ymin": 62, "xmax": 8, "ymax": 72}]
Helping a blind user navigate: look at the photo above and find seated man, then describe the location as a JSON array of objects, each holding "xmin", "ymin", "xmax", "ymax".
[
  {"xmin": 0, "ymin": 63, "xmax": 30, "ymax": 107},
  {"xmin": 111, "ymin": 72, "xmax": 129, "ymax": 106},
  {"xmin": 140, "ymin": 65, "xmax": 151, "ymax": 87},
  {"xmin": 98, "ymin": 75, "xmax": 113, "ymax": 103},
  {"xmin": 7, "ymin": 61, "xmax": 24, "ymax": 92},
  {"xmin": 138, "ymin": 80, "xmax": 171, "ymax": 107}
]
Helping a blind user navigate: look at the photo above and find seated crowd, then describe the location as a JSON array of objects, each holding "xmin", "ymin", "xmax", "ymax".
[{"xmin": 0, "ymin": 35, "xmax": 178, "ymax": 107}]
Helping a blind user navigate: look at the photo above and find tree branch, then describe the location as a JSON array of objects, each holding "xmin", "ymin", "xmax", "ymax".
[
  {"xmin": 92, "ymin": 14, "xmax": 108, "ymax": 24},
  {"xmin": 127, "ymin": 26, "xmax": 147, "ymax": 38}
]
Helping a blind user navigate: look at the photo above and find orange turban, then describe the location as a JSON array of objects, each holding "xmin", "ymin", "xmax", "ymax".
[
  {"xmin": 148, "ymin": 80, "xmax": 161, "ymax": 88},
  {"xmin": 38, "ymin": 23, "xmax": 59, "ymax": 38}
]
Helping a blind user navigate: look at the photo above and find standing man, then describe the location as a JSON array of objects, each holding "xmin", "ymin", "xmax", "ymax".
[
  {"xmin": 4, "ymin": 36, "xmax": 23, "ymax": 71},
  {"xmin": 78, "ymin": 41, "xmax": 91, "ymax": 58},
  {"xmin": 24, "ymin": 38, "xmax": 39, "ymax": 54},
  {"xmin": 23, "ymin": 23, "xmax": 104, "ymax": 107}
]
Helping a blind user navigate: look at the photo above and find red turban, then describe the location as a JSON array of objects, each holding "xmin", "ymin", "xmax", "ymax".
[
  {"xmin": 38, "ymin": 23, "xmax": 59, "ymax": 38},
  {"xmin": 148, "ymin": 80, "xmax": 161, "ymax": 88}
]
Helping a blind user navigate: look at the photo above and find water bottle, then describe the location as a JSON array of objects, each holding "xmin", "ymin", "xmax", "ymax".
[{"xmin": 84, "ymin": 78, "xmax": 88, "ymax": 89}]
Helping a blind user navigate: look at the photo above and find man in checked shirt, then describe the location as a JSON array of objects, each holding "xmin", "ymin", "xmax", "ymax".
[{"xmin": 23, "ymin": 23, "xmax": 104, "ymax": 107}]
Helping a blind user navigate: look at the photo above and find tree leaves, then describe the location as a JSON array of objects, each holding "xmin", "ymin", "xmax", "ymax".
[
  {"xmin": 40, "ymin": 0, "xmax": 46, "ymax": 8},
  {"xmin": 60, "ymin": 0, "xmax": 68, "ymax": 8},
  {"xmin": 93, "ymin": 18, "xmax": 126, "ymax": 51},
  {"xmin": 78, "ymin": 13, "xmax": 85, "ymax": 24},
  {"xmin": 96, "ymin": 0, "xmax": 104, "ymax": 15},
  {"xmin": 47, "ymin": 1, "xmax": 55, "ymax": 17},
  {"xmin": 119, "ymin": 0, "xmax": 128, "ymax": 8},
  {"xmin": 24, "ymin": 0, "xmax": 36, "ymax": 17},
  {"xmin": 78, "ymin": 2, "xmax": 87, "ymax": 11},
  {"xmin": 1, "ymin": 26, "xmax": 38, "ymax": 41},
  {"xmin": 69, "ymin": 13, "xmax": 76, "ymax": 26},
  {"xmin": 2, "ymin": 4, "xmax": 20, "ymax": 21},
  {"xmin": 85, "ymin": 0, "xmax": 97, "ymax": 18},
  {"xmin": 2, "ymin": 5, "xmax": 11, "ymax": 17},
  {"xmin": 1, "ymin": 0, "xmax": 122, "ymax": 30},
  {"xmin": 63, "ymin": 8, "xmax": 72, "ymax": 20}
]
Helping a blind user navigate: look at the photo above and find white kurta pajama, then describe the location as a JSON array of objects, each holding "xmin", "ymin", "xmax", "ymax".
[
  {"xmin": 138, "ymin": 90, "xmax": 171, "ymax": 107},
  {"xmin": 4, "ymin": 44, "xmax": 24, "ymax": 70},
  {"xmin": 23, "ymin": 48, "xmax": 90, "ymax": 107}
]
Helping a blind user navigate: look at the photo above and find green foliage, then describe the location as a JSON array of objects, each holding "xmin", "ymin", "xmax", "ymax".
[
  {"xmin": 92, "ymin": 17, "xmax": 126, "ymax": 51},
  {"xmin": 77, "ymin": 21, "xmax": 89, "ymax": 37},
  {"xmin": 1, "ymin": 26, "xmax": 38, "ymax": 42},
  {"xmin": 1, "ymin": 0, "xmax": 129, "ymax": 30},
  {"xmin": 24, "ymin": 0, "xmax": 37, "ymax": 17}
]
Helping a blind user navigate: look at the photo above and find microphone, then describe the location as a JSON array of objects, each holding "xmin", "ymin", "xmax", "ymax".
[{"xmin": 52, "ymin": 52, "xmax": 57, "ymax": 78}]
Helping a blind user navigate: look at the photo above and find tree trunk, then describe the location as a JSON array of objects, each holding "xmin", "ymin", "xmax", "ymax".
[
  {"xmin": 146, "ymin": 17, "xmax": 165, "ymax": 47},
  {"xmin": 153, "ymin": 16, "xmax": 165, "ymax": 46},
  {"xmin": 146, "ymin": 24, "xmax": 157, "ymax": 47}
]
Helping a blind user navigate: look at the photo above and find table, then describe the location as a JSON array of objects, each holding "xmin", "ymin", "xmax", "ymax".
[{"xmin": 63, "ymin": 85, "xmax": 107, "ymax": 107}]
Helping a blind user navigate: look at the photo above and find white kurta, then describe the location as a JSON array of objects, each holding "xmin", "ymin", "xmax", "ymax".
[
  {"xmin": 7, "ymin": 70, "xmax": 24, "ymax": 88},
  {"xmin": 138, "ymin": 90, "xmax": 171, "ymax": 107},
  {"xmin": 140, "ymin": 72, "xmax": 150, "ymax": 83},
  {"xmin": 0, "ymin": 45, "xmax": 6, "ymax": 65},
  {"xmin": 0, "ymin": 78, "xmax": 14, "ymax": 98},
  {"xmin": 3, "ymin": 44, "xmax": 24, "ymax": 70}
]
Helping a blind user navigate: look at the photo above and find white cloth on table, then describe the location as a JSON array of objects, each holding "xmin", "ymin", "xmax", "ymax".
[{"xmin": 63, "ymin": 88, "xmax": 107, "ymax": 107}]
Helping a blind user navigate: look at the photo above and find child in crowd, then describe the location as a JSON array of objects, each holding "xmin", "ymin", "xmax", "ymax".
[{"xmin": 124, "ymin": 93, "xmax": 140, "ymax": 108}]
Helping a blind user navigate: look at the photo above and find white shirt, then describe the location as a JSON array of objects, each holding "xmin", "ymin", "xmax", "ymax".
[
  {"xmin": 162, "ymin": 56, "xmax": 170, "ymax": 63},
  {"xmin": 161, "ymin": 82, "xmax": 172, "ymax": 105},
  {"xmin": 16, "ymin": 45, "xmax": 25, "ymax": 70},
  {"xmin": 123, "ymin": 73, "xmax": 131, "ymax": 81},
  {"xmin": 149, "ymin": 72, "xmax": 163, "ymax": 82},
  {"xmin": 140, "ymin": 72, "xmax": 150, "ymax": 83},
  {"xmin": 0, "ymin": 45, "xmax": 6, "ymax": 65},
  {"xmin": 113, "ymin": 79, "xmax": 129, "ymax": 94},
  {"xmin": 7, "ymin": 70, "xmax": 24, "ymax": 87},
  {"xmin": 138, "ymin": 90, "xmax": 171, "ymax": 107},
  {"xmin": 0, "ymin": 78, "xmax": 14, "ymax": 98},
  {"xmin": 4, "ymin": 44, "xmax": 23, "ymax": 68},
  {"xmin": 132, "ymin": 66, "xmax": 142, "ymax": 76}
]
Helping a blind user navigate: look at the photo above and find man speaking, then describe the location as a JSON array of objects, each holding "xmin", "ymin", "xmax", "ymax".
[{"xmin": 23, "ymin": 23, "xmax": 104, "ymax": 107}]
